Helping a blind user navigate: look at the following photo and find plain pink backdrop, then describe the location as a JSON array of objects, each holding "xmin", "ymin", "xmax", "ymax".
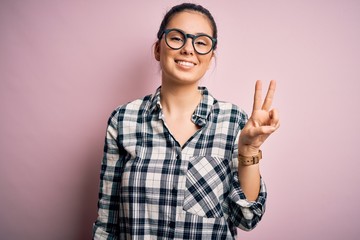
[{"xmin": 1, "ymin": 0, "xmax": 359, "ymax": 239}]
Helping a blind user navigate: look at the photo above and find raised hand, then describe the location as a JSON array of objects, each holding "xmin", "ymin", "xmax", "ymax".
[{"xmin": 238, "ymin": 80, "xmax": 280, "ymax": 157}]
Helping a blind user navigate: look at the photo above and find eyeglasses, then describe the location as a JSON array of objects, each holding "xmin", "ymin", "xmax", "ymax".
[{"xmin": 160, "ymin": 28, "xmax": 217, "ymax": 55}]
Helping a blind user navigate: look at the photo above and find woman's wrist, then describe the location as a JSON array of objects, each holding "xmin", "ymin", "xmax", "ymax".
[
  {"xmin": 238, "ymin": 149, "xmax": 262, "ymax": 166},
  {"xmin": 238, "ymin": 144, "xmax": 260, "ymax": 157}
]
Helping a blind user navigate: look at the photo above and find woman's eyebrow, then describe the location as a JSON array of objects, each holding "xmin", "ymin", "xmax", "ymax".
[{"xmin": 188, "ymin": 31, "xmax": 212, "ymax": 36}]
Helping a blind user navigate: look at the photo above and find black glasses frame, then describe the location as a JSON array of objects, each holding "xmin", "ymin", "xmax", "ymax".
[{"xmin": 160, "ymin": 28, "xmax": 217, "ymax": 55}]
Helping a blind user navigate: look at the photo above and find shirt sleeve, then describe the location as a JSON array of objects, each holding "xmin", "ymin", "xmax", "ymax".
[
  {"xmin": 93, "ymin": 110, "xmax": 125, "ymax": 240},
  {"xmin": 226, "ymin": 121, "xmax": 267, "ymax": 231}
]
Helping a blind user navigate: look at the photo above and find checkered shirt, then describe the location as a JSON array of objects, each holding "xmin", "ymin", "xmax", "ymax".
[{"xmin": 93, "ymin": 87, "xmax": 267, "ymax": 239}]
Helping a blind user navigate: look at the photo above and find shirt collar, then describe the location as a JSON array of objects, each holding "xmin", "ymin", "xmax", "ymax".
[
  {"xmin": 148, "ymin": 86, "xmax": 216, "ymax": 127},
  {"xmin": 148, "ymin": 86, "xmax": 162, "ymax": 114}
]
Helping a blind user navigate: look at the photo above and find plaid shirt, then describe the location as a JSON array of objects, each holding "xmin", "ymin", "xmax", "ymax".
[{"xmin": 93, "ymin": 87, "xmax": 267, "ymax": 239}]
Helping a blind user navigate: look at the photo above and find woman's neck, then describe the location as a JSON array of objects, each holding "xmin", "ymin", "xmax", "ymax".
[{"xmin": 160, "ymin": 82, "xmax": 202, "ymax": 117}]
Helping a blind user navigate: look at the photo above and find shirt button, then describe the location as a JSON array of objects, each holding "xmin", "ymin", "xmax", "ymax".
[{"xmin": 168, "ymin": 221, "xmax": 175, "ymax": 228}]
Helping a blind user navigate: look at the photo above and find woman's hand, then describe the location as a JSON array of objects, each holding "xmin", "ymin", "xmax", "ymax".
[{"xmin": 238, "ymin": 80, "xmax": 280, "ymax": 157}]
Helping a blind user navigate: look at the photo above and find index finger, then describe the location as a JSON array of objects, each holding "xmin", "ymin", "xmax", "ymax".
[
  {"xmin": 262, "ymin": 80, "xmax": 276, "ymax": 111},
  {"xmin": 252, "ymin": 80, "xmax": 263, "ymax": 112}
]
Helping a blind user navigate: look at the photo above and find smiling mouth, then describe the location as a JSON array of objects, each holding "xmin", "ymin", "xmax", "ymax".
[{"xmin": 175, "ymin": 60, "xmax": 196, "ymax": 67}]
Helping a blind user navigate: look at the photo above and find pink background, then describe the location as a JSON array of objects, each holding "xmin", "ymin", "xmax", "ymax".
[{"xmin": 1, "ymin": 0, "xmax": 359, "ymax": 239}]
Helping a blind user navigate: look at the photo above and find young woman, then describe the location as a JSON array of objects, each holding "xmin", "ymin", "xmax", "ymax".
[{"xmin": 93, "ymin": 3, "xmax": 280, "ymax": 239}]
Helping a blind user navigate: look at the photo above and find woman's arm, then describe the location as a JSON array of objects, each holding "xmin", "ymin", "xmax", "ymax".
[
  {"xmin": 93, "ymin": 111, "xmax": 124, "ymax": 240},
  {"xmin": 238, "ymin": 80, "xmax": 280, "ymax": 201}
]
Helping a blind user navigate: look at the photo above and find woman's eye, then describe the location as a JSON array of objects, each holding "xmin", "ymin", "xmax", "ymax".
[
  {"xmin": 195, "ymin": 40, "xmax": 207, "ymax": 46},
  {"xmin": 170, "ymin": 36, "xmax": 183, "ymax": 42}
]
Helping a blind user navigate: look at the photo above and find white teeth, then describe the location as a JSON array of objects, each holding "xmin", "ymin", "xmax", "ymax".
[{"xmin": 176, "ymin": 61, "xmax": 195, "ymax": 67}]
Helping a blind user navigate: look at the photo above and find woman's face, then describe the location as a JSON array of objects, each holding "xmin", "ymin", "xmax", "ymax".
[{"xmin": 155, "ymin": 11, "xmax": 214, "ymax": 86}]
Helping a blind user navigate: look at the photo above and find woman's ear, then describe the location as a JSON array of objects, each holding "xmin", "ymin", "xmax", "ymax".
[
  {"xmin": 154, "ymin": 41, "xmax": 160, "ymax": 61},
  {"xmin": 207, "ymin": 51, "xmax": 215, "ymax": 69},
  {"xmin": 211, "ymin": 50, "xmax": 216, "ymax": 60}
]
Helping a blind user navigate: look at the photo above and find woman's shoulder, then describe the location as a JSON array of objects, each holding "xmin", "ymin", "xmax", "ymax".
[
  {"xmin": 210, "ymin": 99, "xmax": 249, "ymax": 130},
  {"xmin": 108, "ymin": 94, "xmax": 154, "ymax": 121},
  {"xmin": 214, "ymin": 99, "xmax": 248, "ymax": 118},
  {"xmin": 201, "ymin": 87, "xmax": 248, "ymax": 121}
]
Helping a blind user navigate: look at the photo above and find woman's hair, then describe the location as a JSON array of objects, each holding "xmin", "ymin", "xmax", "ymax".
[{"xmin": 156, "ymin": 3, "xmax": 218, "ymax": 50}]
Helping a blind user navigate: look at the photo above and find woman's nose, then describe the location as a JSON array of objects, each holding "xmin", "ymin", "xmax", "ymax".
[{"xmin": 180, "ymin": 38, "xmax": 194, "ymax": 55}]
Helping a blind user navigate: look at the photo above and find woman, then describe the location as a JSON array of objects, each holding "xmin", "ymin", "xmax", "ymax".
[{"xmin": 93, "ymin": 3, "xmax": 280, "ymax": 239}]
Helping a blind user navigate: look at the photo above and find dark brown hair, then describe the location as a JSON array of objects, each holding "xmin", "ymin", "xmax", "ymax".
[{"xmin": 156, "ymin": 3, "xmax": 218, "ymax": 49}]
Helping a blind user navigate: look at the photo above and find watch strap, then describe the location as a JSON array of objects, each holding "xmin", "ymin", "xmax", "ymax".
[{"xmin": 238, "ymin": 150, "xmax": 262, "ymax": 166}]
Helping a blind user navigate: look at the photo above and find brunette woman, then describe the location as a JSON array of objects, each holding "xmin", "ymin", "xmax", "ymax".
[{"xmin": 93, "ymin": 3, "xmax": 279, "ymax": 239}]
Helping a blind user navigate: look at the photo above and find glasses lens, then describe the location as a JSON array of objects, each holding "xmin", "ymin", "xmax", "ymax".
[
  {"xmin": 164, "ymin": 29, "xmax": 214, "ymax": 54},
  {"xmin": 165, "ymin": 30, "xmax": 185, "ymax": 49},
  {"xmin": 193, "ymin": 35, "xmax": 213, "ymax": 54}
]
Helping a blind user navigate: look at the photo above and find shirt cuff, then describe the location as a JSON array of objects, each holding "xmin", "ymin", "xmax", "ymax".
[{"xmin": 227, "ymin": 172, "xmax": 267, "ymax": 230}]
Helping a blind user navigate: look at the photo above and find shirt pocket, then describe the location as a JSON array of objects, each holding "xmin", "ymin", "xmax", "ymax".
[{"xmin": 183, "ymin": 155, "xmax": 232, "ymax": 218}]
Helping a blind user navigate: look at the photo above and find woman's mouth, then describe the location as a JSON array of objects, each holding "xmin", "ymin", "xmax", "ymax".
[{"xmin": 175, "ymin": 60, "xmax": 195, "ymax": 67}]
